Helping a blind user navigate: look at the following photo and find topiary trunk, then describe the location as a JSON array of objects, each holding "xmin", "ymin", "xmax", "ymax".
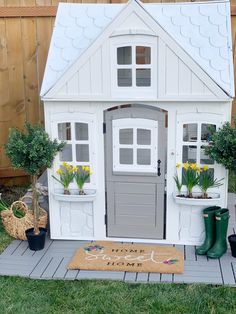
[{"xmin": 32, "ymin": 175, "xmax": 40, "ymax": 235}]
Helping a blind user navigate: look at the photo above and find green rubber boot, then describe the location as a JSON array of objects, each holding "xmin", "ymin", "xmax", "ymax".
[
  {"xmin": 207, "ymin": 208, "xmax": 229, "ymax": 259},
  {"xmin": 196, "ymin": 206, "xmax": 221, "ymax": 255}
]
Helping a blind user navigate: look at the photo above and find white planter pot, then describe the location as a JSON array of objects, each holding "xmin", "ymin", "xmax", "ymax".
[
  {"xmin": 52, "ymin": 189, "xmax": 96, "ymax": 238},
  {"xmin": 173, "ymin": 192, "xmax": 221, "ymax": 206},
  {"xmin": 53, "ymin": 189, "xmax": 96, "ymax": 202}
]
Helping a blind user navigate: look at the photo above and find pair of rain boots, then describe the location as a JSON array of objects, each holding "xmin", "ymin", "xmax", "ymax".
[{"xmin": 196, "ymin": 206, "xmax": 229, "ymax": 258}]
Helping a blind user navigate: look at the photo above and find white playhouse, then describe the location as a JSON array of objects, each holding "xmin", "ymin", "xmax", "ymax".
[{"xmin": 41, "ymin": 0, "xmax": 234, "ymax": 245}]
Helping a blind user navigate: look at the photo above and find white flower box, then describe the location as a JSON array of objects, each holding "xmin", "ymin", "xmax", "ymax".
[{"xmin": 173, "ymin": 192, "xmax": 221, "ymax": 206}]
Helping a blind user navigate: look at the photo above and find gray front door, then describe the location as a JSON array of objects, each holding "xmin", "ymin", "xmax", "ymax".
[{"xmin": 105, "ymin": 106, "xmax": 166, "ymax": 239}]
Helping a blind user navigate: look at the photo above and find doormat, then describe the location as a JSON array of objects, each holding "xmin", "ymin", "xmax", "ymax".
[{"xmin": 67, "ymin": 241, "xmax": 184, "ymax": 274}]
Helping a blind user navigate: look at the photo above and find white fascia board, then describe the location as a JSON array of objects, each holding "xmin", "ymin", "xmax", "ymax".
[{"xmin": 42, "ymin": 0, "xmax": 230, "ymax": 100}]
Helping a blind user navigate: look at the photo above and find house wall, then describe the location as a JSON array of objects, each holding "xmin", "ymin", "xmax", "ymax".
[
  {"xmin": 52, "ymin": 35, "xmax": 221, "ymax": 101},
  {"xmin": 44, "ymin": 100, "xmax": 231, "ymax": 244}
]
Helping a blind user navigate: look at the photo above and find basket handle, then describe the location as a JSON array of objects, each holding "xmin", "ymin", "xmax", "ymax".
[
  {"xmin": 9, "ymin": 201, "xmax": 29, "ymax": 215},
  {"xmin": 19, "ymin": 195, "xmax": 33, "ymax": 203}
]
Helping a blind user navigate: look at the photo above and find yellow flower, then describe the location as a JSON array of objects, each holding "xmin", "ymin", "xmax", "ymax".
[
  {"xmin": 176, "ymin": 162, "xmax": 181, "ymax": 169},
  {"xmin": 85, "ymin": 166, "xmax": 90, "ymax": 172},
  {"xmin": 190, "ymin": 163, "xmax": 197, "ymax": 170},
  {"xmin": 62, "ymin": 162, "xmax": 68, "ymax": 167},
  {"xmin": 72, "ymin": 166, "xmax": 78, "ymax": 172},
  {"xmin": 203, "ymin": 165, "xmax": 209, "ymax": 171},
  {"xmin": 56, "ymin": 169, "xmax": 62, "ymax": 175},
  {"xmin": 82, "ymin": 166, "xmax": 86, "ymax": 171},
  {"xmin": 198, "ymin": 168, "xmax": 203, "ymax": 173},
  {"xmin": 183, "ymin": 162, "xmax": 189, "ymax": 170}
]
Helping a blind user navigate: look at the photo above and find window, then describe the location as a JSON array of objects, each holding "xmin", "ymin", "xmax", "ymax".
[
  {"xmin": 113, "ymin": 118, "xmax": 158, "ymax": 173},
  {"xmin": 117, "ymin": 46, "xmax": 151, "ymax": 87},
  {"xmin": 57, "ymin": 121, "xmax": 92, "ymax": 184},
  {"xmin": 181, "ymin": 122, "xmax": 216, "ymax": 178}
]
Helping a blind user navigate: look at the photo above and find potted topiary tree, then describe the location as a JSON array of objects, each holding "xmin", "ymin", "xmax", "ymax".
[{"xmin": 5, "ymin": 123, "xmax": 64, "ymax": 250}]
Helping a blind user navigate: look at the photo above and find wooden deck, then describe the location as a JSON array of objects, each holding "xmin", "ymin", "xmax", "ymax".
[{"xmin": 0, "ymin": 194, "xmax": 236, "ymax": 285}]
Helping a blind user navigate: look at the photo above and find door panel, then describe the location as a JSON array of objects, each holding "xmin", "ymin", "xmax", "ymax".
[{"xmin": 105, "ymin": 106, "xmax": 166, "ymax": 239}]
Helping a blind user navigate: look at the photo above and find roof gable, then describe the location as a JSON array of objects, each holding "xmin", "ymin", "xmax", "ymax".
[{"xmin": 41, "ymin": 0, "xmax": 234, "ymax": 98}]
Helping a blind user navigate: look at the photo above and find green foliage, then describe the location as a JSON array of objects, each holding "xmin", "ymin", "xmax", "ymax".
[
  {"xmin": 205, "ymin": 117, "xmax": 236, "ymax": 172},
  {"xmin": 182, "ymin": 163, "xmax": 199, "ymax": 197},
  {"xmin": 199, "ymin": 170, "xmax": 223, "ymax": 198},
  {"xmin": 52, "ymin": 162, "xmax": 75, "ymax": 189},
  {"xmin": 5, "ymin": 123, "xmax": 64, "ymax": 176},
  {"xmin": 74, "ymin": 166, "xmax": 91, "ymax": 192},
  {"xmin": 173, "ymin": 173, "xmax": 182, "ymax": 195}
]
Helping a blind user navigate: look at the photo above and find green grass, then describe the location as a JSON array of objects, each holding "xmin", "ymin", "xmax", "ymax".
[{"xmin": 0, "ymin": 277, "xmax": 235, "ymax": 314}]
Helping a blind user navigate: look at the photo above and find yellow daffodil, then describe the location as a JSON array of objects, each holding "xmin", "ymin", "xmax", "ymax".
[
  {"xmin": 203, "ymin": 165, "xmax": 209, "ymax": 171},
  {"xmin": 190, "ymin": 163, "xmax": 197, "ymax": 170},
  {"xmin": 72, "ymin": 166, "xmax": 78, "ymax": 172},
  {"xmin": 62, "ymin": 162, "xmax": 68, "ymax": 167},
  {"xmin": 176, "ymin": 162, "xmax": 181, "ymax": 169},
  {"xmin": 183, "ymin": 162, "xmax": 189, "ymax": 170},
  {"xmin": 198, "ymin": 168, "xmax": 203, "ymax": 173},
  {"xmin": 56, "ymin": 169, "xmax": 62, "ymax": 175}
]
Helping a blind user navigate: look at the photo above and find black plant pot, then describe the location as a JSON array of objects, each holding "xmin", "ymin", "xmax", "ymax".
[
  {"xmin": 228, "ymin": 234, "xmax": 236, "ymax": 258},
  {"xmin": 25, "ymin": 227, "xmax": 47, "ymax": 251}
]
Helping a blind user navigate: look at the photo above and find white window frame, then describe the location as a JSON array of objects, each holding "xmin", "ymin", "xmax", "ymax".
[
  {"xmin": 51, "ymin": 113, "xmax": 96, "ymax": 189},
  {"xmin": 176, "ymin": 113, "xmax": 222, "ymax": 189},
  {"xmin": 110, "ymin": 35, "xmax": 157, "ymax": 98},
  {"xmin": 112, "ymin": 118, "xmax": 158, "ymax": 173}
]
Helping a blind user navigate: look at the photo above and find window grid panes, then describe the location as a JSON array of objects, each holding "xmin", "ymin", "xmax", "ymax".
[
  {"xmin": 117, "ymin": 45, "xmax": 151, "ymax": 87},
  {"xmin": 57, "ymin": 122, "xmax": 92, "ymax": 185},
  {"xmin": 180, "ymin": 122, "xmax": 216, "ymax": 181},
  {"xmin": 118, "ymin": 127, "xmax": 152, "ymax": 166}
]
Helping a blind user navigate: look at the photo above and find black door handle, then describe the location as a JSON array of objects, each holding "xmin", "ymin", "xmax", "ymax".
[{"xmin": 157, "ymin": 159, "xmax": 161, "ymax": 176}]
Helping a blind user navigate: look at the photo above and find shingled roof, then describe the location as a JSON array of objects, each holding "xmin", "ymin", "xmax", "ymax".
[{"xmin": 41, "ymin": 0, "xmax": 234, "ymax": 98}]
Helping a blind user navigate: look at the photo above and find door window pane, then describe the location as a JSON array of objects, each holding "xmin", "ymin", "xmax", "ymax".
[
  {"xmin": 119, "ymin": 128, "xmax": 133, "ymax": 144},
  {"xmin": 201, "ymin": 124, "xmax": 216, "ymax": 142},
  {"xmin": 120, "ymin": 148, "xmax": 133, "ymax": 164},
  {"xmin": 58, "ymin": 123, "xmax": 71, "ymax": 140},
  {"xmin": 137, "ymin": 149, "xmax": 151, "ymax": 165},
  {"xmin": 75, "ymin": 123, "xmax": 88, "ymax": 141},
  {"xmin": 136, "ymin": 46, "xmax": 151, "ymax": 64},
  {"xmin": 137, "ymin": 129, "xmax": 151, "ymax": 145},
  {"xmin": 117, "ymin": 69, "xmax": 132, "ymax": 87},
  {"xmin": 200, "ymin": 146, "xmax": 214, "ymax": 165},
  {"xmin": 183, "ymin": 124, "xmax": 198, "ymax": 142},
  {"xmin": 182, "ymin": 145, "xmax": 197, "ymax": 163},
  {"xmin": 59, "ymin": 144, "xmax": 72, "ymax": 161},
  {"xmin": 76, "ymin": 144, "xmax": 89, "ymax": 162},
  {"xmin": 136, "ymin": 69, "xmax": 151, "ymax": 86},
  {"xmin": 117, "ymin": 46, "xmax": 132, "ymax": 65}
]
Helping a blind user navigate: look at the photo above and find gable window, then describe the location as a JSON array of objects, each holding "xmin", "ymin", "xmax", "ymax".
[{"xmin": 117, "ymin": 46, "xmax": 151, "ymax": 87}]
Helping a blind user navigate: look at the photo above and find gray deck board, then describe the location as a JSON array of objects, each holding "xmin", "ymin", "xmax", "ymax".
[
  {"xmin": 149, "ymin": 273, "xmax": 161, "ymax": 282},
  {"xmin": 124, "ymin": 272, "xmax": 136, "ymax": 282},
  {"xmin": 0, "ymin": 194, "xmax": 236, "ymax": 285},
  {"xmin": 53, "ymin": 257, "xmax": 70, "ymax": 279}
]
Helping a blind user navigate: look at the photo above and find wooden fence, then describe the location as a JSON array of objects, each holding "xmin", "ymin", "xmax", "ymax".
[{"xmin": 0, "ymin": 0, "xmax": 236, "ymax": 184}]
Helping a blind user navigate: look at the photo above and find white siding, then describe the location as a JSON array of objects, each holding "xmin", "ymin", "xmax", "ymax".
[{"xmin": 164, "ymin": 46, "xmax": 214, "ymax": 98}]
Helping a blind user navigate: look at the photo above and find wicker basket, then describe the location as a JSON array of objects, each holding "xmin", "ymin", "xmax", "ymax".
[{"xmin": 1, "ymin": 196, "xmax": 48, "ymax": 241}]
